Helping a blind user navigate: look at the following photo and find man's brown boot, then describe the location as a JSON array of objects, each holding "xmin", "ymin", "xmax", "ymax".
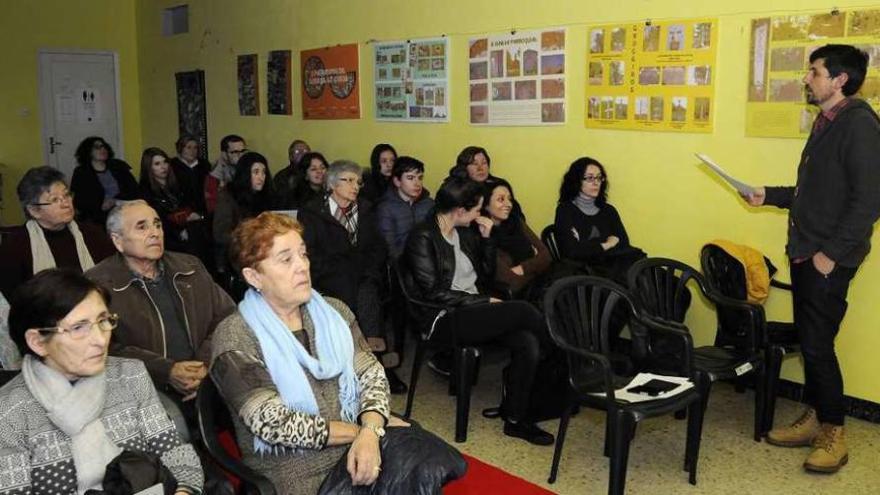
[
  {"xmin": 804, "ymin": 424, "xmax": 848, "ymax": 473},
  {"xmin": 766, "ymin": 408, "xmax": 820, "ymax": 447}
]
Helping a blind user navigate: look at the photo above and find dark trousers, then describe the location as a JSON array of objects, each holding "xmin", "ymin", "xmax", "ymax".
[
  {"xmin": 790, "ymin": 260, "xmax": 857, "ymax": 425},
  {"xmin": 432, "ymin": 300, "xmax": 544, "ymax": 422}
]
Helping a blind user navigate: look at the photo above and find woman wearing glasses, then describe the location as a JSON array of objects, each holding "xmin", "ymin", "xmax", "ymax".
[
  {"xmin": 0, "ymin": 166, "xmax": 114, "ymax": 303},
  {"xmin": 70, "ymin": 136, "xmax": 140, "ymax": 226},
  {"xmin": 0, "ymin": 269, "xmax": 203, "ymax": 494},
  {"xmin": 554, "ymin": 156, "xmax": 645, "ymax": 285}
]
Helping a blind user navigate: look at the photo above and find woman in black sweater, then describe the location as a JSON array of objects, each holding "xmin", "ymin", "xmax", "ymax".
[{"xmin": 554, "ymin": 157, "xmax": 644, "ymax": 284}]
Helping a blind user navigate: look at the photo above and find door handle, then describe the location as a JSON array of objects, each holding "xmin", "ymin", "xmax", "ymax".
[{"xmin": 50, "ymin": 137, "xmax": 63, "ymax": 154}]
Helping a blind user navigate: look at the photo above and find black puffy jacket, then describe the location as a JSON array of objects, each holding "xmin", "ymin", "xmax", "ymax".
[{"xmin": 403, "ymin": 219, "xmax": 496, "ymax": 309}]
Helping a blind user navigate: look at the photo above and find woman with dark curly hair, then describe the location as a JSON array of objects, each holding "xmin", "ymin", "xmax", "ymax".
[
  {"xmin": 554, "ymin": 156, "xmax": 644, "ymax": 284},
  {"xmin": 70, "ymin": 136, "xmax": 140, "ymax": 225},
  {"xmin": 212, "ymin": 151, "xmax": 274, "ymax": 274}
]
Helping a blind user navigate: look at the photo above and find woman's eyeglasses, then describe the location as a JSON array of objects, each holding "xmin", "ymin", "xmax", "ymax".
[
  {"xmin": 582, "ymin": 175, "xmax": 605, "ymax": 184},
  {"xmin": 32, "ymin": 191, "xmax": 75, "ymax": 207},
  {"xmin": 35, "ymin": 314, "xmax": 119, "ymax": 340}
]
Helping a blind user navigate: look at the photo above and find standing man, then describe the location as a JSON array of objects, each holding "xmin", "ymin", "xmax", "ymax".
[{"xmin": 745, "ymin": 44, "xmax": 880, "ymax": 473}]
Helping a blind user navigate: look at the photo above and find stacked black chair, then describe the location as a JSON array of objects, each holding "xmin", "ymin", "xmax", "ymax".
[
  {"xmin": 395, "ymin": 260, "xmax": 480, "ymax": 443},
  {"xmin": 700, "ymin": 244, "xmax": 798, "ymax": 435},
  {"xmin": 196, "ymin": 379, "xmax": 276, "ymax": 495},
  {"xmin": 544, "ymin": 275, "xmax": 705, "ymax": 495},
  {"xmin": 627, "ymin": 257, "xmax": 767, "ymax": 441}
]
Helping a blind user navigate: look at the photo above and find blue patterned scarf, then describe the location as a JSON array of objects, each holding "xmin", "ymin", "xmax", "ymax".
[{"xmin": 239, "ymin": 288, "xmax": 359, "ymax": 455}]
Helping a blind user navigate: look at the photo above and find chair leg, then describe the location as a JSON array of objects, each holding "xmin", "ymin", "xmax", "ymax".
[
  {"xmin": 603, "ymin": 413, "xmax": 612, "ymax": 457},
  {"xmin": 684, "ymin": 394, "xmax": 705, "ymax": 485},
  {"xmin": 608, "ymin": 410, "xmax": 634, "ymax": 495},
  {"xmin": 548, "ymin": 400, "xmax": 574, "ymax": 484},
  {"xmin": 454, "ymin": 347, "xmax": 478, "ymax": 443},
  {"xmin": 753, "ymin": 364, "xmax": 766, "ymax": 442},
  {"xmin": 763, "ymin": 348, "xmax": 784, "ymax": 436},
  {"xmin": 403, "ymin": 341, "xmax": 426, "ymax": 418}
]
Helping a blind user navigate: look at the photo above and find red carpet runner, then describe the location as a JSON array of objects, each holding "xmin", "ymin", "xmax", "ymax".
[{"xmin": 443, "ymin": 454, "xmax": 556, "ymax": 494}]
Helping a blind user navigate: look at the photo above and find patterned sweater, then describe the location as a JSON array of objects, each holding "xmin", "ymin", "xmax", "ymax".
[
  {"xmin": 0, "ymin": 357, "xmax": 203, "ymax": 494},
  {"xmin": 210, "ymin": 297, "xmax": 390, "ymax": 495}
]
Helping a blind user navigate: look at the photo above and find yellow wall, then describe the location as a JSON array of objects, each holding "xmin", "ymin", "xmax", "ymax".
[
  {"xmin": 133, "ymin": 0, "xmax": 878, "ymax": 403},
  {"xmin": 0, "ymin": 0, "xmax": 142, "ymax": 225}
]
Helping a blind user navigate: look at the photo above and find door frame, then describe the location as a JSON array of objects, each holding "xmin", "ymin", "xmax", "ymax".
[{"xmin": 37, "ymin": 48, "xmax": 125, "ymax": 167}]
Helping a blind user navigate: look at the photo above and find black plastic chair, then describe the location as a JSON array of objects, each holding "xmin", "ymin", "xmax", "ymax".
[
  {"xmin": 700, "ymin": 244, "xmax": 798, "ymax": 435},
  {"xmin": 541, "ymin": 225, "xmax": 561, "ymax": 262},
  {"xmin": 395, "ymin": 260, "xmax": 480, "ymax": 443},
  {"xmin": 543, "ymin": 276, "xmax": 704, "ymax": 495},
  {"xmin": 196, "ymin": 379, "xmax": 276, "ymax": 495},
  {"xmin": 627, "ymin": 257, "xmax": 767, "ymax": 442}
]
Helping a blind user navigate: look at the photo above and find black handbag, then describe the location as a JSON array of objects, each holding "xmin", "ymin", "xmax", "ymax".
[
  {"xmin": 96, "ymin": 450, "xmax": 178, "ymax": 495},
  {"xmin": 317, "ymin": 424, "xmax": 467, "ymax": 495}
]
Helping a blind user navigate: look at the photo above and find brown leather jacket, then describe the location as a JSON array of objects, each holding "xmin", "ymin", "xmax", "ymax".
[{"xmin": 86, "ymin": 251, "xmax": 235, "ymax": 386}]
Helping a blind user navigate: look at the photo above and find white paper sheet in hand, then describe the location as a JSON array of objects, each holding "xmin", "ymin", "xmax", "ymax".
[{"xmin": 695, "ymin": 153, "xmax": 756, "ymax": 195}]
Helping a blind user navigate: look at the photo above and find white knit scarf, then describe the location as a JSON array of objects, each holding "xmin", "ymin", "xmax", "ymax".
[
  {"xmin": 26, "ymin": 220, "xmax": 95, "ymax": 275},
  {"xmin": 22, "ymin": 355, "xmax": 122, "ymax": 494}
]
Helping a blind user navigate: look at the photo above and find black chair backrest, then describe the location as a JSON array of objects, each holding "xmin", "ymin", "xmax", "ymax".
[
  {"xmin": 627, "ymin": 257, "xmax": 701, "ymax": 325},
  {"xmin": 541, "ymin": 225, "xmax": 561, "ymax": 262},
  {"xmin": 700, "ymin": 245, "xmax": 765, "ymax": 347},
  {"xmin": 197, "ymin": 378, "xmax": 237, "ymax": 463},
  {"xmin": 700, "ymin": 245, "xmax": 748, "ymax": 300},
  {"xmin": 544, "ymin": 275, "xmax": 636, "ymax": 392}
]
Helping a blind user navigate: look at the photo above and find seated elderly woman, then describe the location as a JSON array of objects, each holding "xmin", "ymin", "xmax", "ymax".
[
  {"xmin": 0, "ymin": 166, "xmax": 114, "ymax": 300},
  {"xmin": 210, "ymin": 212, "xmax": 461, "ymax": 495},
  {"xmin": 0, "ymin": 269, "xmax": 203, "ymax": 494},
  {"xmin": 297, "ymin": 160, "xmax": 405, "ymax": 391}
]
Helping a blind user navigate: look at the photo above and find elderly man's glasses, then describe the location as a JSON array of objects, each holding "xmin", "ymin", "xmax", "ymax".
[
  {"xmin": 35, "ymin": 314, "xmax": 119, "ymax": 340},
  {"xmin": 228, "ymin": 149, "xmax": 249, "ymax": 155},
  {"xmin": 583, "ymin": 174, "xmax": 605, "ymax": 184},
  {"xmin": 33, "ymin": 191, "xmax": 75, "ymax": 207}
]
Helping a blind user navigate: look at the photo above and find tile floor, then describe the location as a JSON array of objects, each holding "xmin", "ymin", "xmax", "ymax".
[{"xmin": 391, "ymin": 353, "xmax": 880, "ymax": 494}]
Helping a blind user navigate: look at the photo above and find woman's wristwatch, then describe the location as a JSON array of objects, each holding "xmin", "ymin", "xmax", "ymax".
[{"xmin": 361, "ymin": 422, "xmax": 386, "ymax": 439}]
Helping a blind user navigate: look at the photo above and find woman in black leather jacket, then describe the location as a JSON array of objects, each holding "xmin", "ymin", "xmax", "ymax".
[{"xmin": 403, "ymin": 177, "xmax": 554, "ymax": 445}]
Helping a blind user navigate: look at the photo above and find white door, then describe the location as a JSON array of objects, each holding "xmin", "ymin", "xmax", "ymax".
[{"xmin": 38, "ymin": 51, "xmax": 123, "ymax": 179}]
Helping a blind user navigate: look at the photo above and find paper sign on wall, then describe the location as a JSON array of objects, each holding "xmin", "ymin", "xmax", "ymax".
[
  {"xmin": 746, "ymin": 9, "xmax": 880, "ymax": 138},
  {"xmin": 468, "ymin": 28, "xmax": 566, "ymax": 126},
  {"xmin": 301, "ymin": 44, "xmax": 361, "ymax": 120},
  {"xmin": 374, "ymin": 37, "xmax": 449, "ymax": 122},
  {"xmin": 585, "ymin": 18, "xmax": 718, "ymax": 133}
]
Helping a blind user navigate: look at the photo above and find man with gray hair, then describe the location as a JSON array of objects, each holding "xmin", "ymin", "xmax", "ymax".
[
  {"xmin": 86, "ymin": 200, "xmax": 235, "ymax": 412},
  {"xmin": 298, "ymin": 160, "xmax": 408, "ymax": 392}
]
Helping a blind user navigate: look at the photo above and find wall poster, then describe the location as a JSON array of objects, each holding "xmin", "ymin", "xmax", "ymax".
[
  {"xmin": 585, "ymin": 18, "xmax": 718, "ymax": 133},
  {"xmin": 237, "ymin": 54, "xmax": 260, "ymax": 116},
  {"xmin": 468, "ymin": 28, "xmax": 566, "ymax": 125},
  {"xmin": 747, "ymin": 9, "xmax": 880, "ymax": 138},
  {"xmin": 175, "ymin": 70, "xmax": 208, "ymax": 161},
  {"xmin": 267, "ymin": 50, "xmax": 293, "ymax": 115},
  {"xmin": 374, "ymin": 37, "xmax": 449, "ymax": 122},
  {"xmin": 301, "ymin": 43, "xmax": 361, "ymax": 119}
]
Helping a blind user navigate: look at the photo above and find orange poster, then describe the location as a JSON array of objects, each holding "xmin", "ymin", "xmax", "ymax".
[{"xmin": 301, "ymin": 44, "xmax": 361, "ymax": 119}]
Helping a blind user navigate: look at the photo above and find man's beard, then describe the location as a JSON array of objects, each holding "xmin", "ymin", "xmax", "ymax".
[{"xmin": 805, "ymin": 85, "xmax": 819, "ymax": 105}]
